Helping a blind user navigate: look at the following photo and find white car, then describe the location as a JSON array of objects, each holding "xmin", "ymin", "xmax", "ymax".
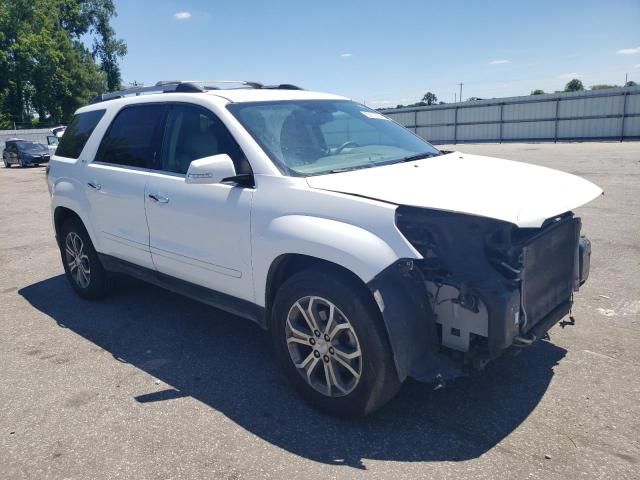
[
  {"xmin": 46, "ymin": 126, "xmax": 67, "ymax": 155},
  {"xmin": 47, "ymin": 80, "xmax": 602, "ymax": 416}
]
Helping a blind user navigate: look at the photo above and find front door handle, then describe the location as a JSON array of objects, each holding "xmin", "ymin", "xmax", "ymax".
[
  {"xmin": 87, "ymin": 182, "xmax": 102, "ymax": 190},
  {"xmin": 148, "ymin": 193, "xmax": 169, "ymax": 204}
]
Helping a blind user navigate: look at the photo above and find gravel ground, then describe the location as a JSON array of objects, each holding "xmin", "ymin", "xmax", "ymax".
[{"xmin": 1, "ymin": 142, "xmax": 639, "ymax": 480}]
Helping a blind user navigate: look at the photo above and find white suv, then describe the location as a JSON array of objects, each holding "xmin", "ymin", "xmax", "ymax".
[{"xmin": 48, "ymin": 80, "xmax": 602, "ymax": 416}]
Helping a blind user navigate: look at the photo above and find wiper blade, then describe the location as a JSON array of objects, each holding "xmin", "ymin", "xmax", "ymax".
[
  {"xmin": 327, "ymin": 163, "xmax": 377, "ymax": 174},
  {"xmin": 328, "ymin": 166, "xmax": 367, "ymax": 174},
  {"xmin": 398, "ymin": 152, "xmax": 441, "ymax": 163}
]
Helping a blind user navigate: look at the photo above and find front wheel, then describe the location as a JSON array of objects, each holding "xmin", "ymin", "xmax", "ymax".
[
  {"xmin": 3, "ymin": 158, "xmax": 10, "ymax": 168},
  {"xmin": 271, "ymin": 268, "xmax": 401, "ymax": 417}
]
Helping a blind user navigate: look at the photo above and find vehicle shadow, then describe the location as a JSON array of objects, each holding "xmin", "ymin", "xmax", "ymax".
[{"xmin": 19, "ymin": 275, "xmax": 566, "ymax": 469}]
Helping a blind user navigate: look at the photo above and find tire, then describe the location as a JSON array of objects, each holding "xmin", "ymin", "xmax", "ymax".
[
  {"xmin": 59, "ymin": 218, "xmax": 111, "ymax": 300},
  {"xmin": 271, "ymin": 267, "xmax": 401, "ymax": 417},
  {"xmin": 3, "ymin": 160, "xmax": 9, "ymax": 168}
]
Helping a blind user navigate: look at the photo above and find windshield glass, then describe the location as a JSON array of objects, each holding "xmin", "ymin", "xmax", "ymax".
[
  {"xmin": 16, "ymin": 141, "xmax": 45, "ymax": 151},
  {"xmin": 227, "ymin": 100, "xmax": 440, "ymax": 176}
]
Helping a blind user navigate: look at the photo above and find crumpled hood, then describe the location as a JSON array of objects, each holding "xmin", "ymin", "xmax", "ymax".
[{"xmin": 306, "ymin": 152, "xmax": 603, "ymax": 227}]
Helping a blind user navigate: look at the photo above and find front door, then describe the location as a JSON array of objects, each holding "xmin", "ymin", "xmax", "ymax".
[
  {"xmin": 85, "ymin": 104, "xmax": 167, "ymax": 269},
  {"xmin": 144, "ymin": 104, "xmax": 255, "ymax": 301}
]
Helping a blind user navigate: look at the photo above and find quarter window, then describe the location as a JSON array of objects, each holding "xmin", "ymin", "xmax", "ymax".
[
  {"xmin": 54, "ymin": 109, "xmax": 105, "ymax": 159},
  {"xmin": 95, "ymin": 104, "xmax": 166, "ymax": 168},
  {"xmin": 159, "ymin": 105, "xmax": 250, "ymax": 175}
]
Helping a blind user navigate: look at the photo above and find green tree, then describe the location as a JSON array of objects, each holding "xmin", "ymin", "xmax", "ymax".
[
  {"xmin": 626, "ymin": 80, "xmax": 638, "ymax": 87},
  {"xmin": 82, "ymin": 1, "xmax": 128, "ymax": 91},
  {"xmin": 421, "ymin": 91, "xmax": 437, "ymax": 106},
  {"xmin": 0, "ymin": 0, "xmax": 124, "ymax": 128},
  {"xmin": 531, "ymin": 89, "xmax": 545, "ymax": 95},
  {"xmin": 564, "ymin": 79, "xmax": 585, "ymax": 92}
]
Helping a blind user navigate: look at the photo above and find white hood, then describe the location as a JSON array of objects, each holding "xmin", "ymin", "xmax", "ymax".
[{"xmin": 306, "ymin": 152, "xmax": 603, "ymax": 227}]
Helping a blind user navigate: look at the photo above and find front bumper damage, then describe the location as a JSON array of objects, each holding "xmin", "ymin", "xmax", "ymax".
[{"xmin": 368, "ymin": 207, "xmax": 592, "ymax": 384}]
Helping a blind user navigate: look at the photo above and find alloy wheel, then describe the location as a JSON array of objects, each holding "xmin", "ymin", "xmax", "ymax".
[
  {"xmin": 64, "ymin": 232, "xmax": 91, "ymax": 288},
  {"xmin": 285, "ymin": 296, "xmax": 363, "ymax": 397}
]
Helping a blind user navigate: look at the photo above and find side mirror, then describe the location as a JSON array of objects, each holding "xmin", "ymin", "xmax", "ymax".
[{"xmin": 185, "ymin": 154, "xmax": 237, "ymax": 185}]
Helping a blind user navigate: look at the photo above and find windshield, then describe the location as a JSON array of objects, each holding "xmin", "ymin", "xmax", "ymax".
[
  {"xmin": 227, "ymin": 100, "xmax": 440, "ymax": 176},
  {"xmin": 15, "ymin": 141, "xmax": 45, "ymax": 151}
]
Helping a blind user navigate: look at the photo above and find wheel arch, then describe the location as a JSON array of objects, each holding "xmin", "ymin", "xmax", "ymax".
[
  {"xmin": 52, "ymin": 205, "xmax": 98, "ymax": 251},
  {"xmin": 51, "ymin": 175, "xmax": 101, "ymax": 252},
  {"xmin": 265, "ymin": 254, "xmax": 377, "ymax": 328}
]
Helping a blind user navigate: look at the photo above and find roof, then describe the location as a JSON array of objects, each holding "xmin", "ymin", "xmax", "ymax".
[
  {"xmin": 205, "ymin": 88, "xmax": 348, "ymax": 103},
  {"xmin": 76, "ymin": 87, "xmax": 350, "ymax": 114}
]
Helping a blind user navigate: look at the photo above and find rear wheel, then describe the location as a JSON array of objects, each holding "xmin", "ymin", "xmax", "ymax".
[
  {"xmin": 59, "ymin": 218, "xmax": 111, "ymax": 300},
  {"xmin": 271, "ymin": 268, "xmax": 401, "ymax": 417}
]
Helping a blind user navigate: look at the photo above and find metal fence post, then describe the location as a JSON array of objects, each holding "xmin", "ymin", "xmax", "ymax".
[
  {"xmin": 414, "ymin": 110, "xmax": 418, "ymax": 135},
  {"xmin": 453, "ymin": 106, "xmax": 458, "ymax": 145},
  {"xmin": 620, "ymin": 92, "xmax": 628, "ymax": 142},
  {"xmin": 553, "ymin": 99, "xmax": 560, "ymax": 143},
  {"xmin": 499, "ymin": 103, "xmax": 504, "ymax": 143}
]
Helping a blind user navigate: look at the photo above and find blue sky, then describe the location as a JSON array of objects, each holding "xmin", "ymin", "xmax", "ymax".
[{"xmin": 112, "ymin": 0, "xmax": 640, "ymax": 107}]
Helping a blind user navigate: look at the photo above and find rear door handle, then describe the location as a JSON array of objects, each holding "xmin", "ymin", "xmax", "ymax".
[
  {"xmin": 87, "ymin": 182, "xmax": 101, "ymax": 190},
  {"xmin": 148, "ymin": 193, "xmax": 169, "ymax": 204}
]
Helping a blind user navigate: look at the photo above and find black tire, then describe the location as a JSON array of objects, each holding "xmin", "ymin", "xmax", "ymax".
[
  {"xmin": 3, "ymin": 159, "xmax": 10, "ymax": 168},
  {"xmin": 59, "ymin": 218, "xmax": 111, "ymax": 300},
  {"xmin": 271, "ymin": 267, "xmax": 402, "ymax": 417}
]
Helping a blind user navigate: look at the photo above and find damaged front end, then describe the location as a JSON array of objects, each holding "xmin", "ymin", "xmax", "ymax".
[{"xmin": 369, "ymin": 206, "xmax": 592, "ymax": 384}]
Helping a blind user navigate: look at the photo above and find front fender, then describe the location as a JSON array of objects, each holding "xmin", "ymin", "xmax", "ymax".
[{"xmin": 253, "ymin": 214, "xmax": 417, "ymax": 308}]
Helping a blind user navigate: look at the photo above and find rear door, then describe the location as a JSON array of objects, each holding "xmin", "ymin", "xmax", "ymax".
[{"xmin": 85, "ymin": 104, "xmax": 167, "ymax": 269}]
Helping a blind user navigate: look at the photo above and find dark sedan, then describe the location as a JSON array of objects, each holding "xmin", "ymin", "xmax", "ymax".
[{"xmin": 3, "ymin": 139, "xmax": 51, "ymax": 168}]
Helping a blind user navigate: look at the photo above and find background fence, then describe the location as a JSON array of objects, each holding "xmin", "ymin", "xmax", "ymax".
[
  {"xmin": 3, "ymin": 87, "xmax": 639, "ymax": 153},
  {"xmin": 381, "ymin": 86, "xmax": 640, "ymax": 144},
  {"xmin": 0, "ymin": 128, "xmax": 54, "ymax": 150}
]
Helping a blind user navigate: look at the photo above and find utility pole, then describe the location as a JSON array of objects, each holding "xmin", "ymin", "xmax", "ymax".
[
  {"xmin": 458, "ymin": 82, "xmax": 464, "ymax": 102},
  {"xmin": 625, "ymin": 73, "xmax": 628, "ymax": 86},
  {"xmin": 454, "ymin": 92, "xmax": 457, "ymax": 103}
]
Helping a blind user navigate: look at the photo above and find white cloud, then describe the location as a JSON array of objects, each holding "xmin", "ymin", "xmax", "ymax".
[
  {"xmin": 635, "ymin": 64, "xmax": 640, "ymax": 69},
  {"xmin": 559, "ymin": 72, "xmax": 580, "ymax": 79},
  {"xmin": 489, "ymin": 59, "xmax": 510, "ymax": 65},
  {"xmin": 174, "ymin": 11, "xmax": 192, "ymax": 20},
  {"xmin": 340, "ymin": 53, "xmax": 353, "ymax": 58},
  {"xmin": 616, "ymin": 46, "xmax": 640, "ymax": 55}
]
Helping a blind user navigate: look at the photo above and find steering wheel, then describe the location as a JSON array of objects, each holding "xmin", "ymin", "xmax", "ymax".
[{"xmin": 334, "ymin": 141, "xmax": 360, "ymax": 155}]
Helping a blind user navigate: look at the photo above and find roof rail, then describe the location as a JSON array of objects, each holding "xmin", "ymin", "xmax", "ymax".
[
  {"xmin": 155, "ymin": 80, "xmax": 265, "ymax": 89},
  {"xmin": 263, "ymin": 84, "xmax": 304, "ymax": 90},
  {"xmin": 89, "ymin": 80, "xmax": 304, "ymax": 104},
  {"xmin": 90, "ymin": 81, "xmax": 204, "ymax": 104}
]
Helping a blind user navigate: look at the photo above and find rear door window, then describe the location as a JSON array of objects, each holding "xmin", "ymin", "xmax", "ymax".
[
  {"xmin": 55, "ymin": 110, "xmax": 106, "ymax": 159},
  {"xmin": 95, "ymin": 104, "xmax": 167, "ymax": 168}
]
